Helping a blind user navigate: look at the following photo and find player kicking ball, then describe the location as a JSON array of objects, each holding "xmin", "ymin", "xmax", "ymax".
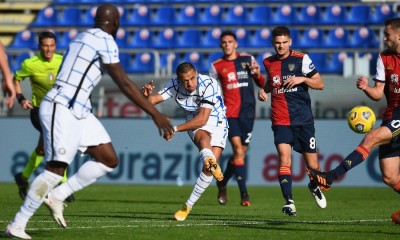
[{"xmin": 142, "ymin": 62, "xmax": 228, "ymax": 221}]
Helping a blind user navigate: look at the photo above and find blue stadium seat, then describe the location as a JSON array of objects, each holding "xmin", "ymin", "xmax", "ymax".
[
  {"xmin": 183, "ymin": 52, "xmax": 207, "ymax": 73},
  {"xmin": 151, "ymin": 6, "xmax": 175, "ymax": 26},
  {"xmin": 295, "ymin": 5, "xmax": 320, "ymax": 25},
  {"xmin": 12, "ymin": 52, "xmax": 31, "ymax": 72},
  {"xmin": 153, "ymin": 28, "xmax": 177, "ymax": 49},
  {"xmin": 198, "ymin": 5, "xmax": 222, "ymax": 26},
  {"xmin": 126, "ymin": 28, "xmax": 153, "ymax": 49},
  {"xmin": 370, "ymin": 4, "xmax": 393, "ymax": 24},
  {"xmin": 235, "ymin": 28, "xmax": 250, "ymax": 48},
  {"xmin": 347, "ymin": 27, "xmax": 373, "ymax": 48},
  {"xmin": 322, "ymin": 27, "xmax": 349, "ymax": 48},
  {"xmin": 201, "ymin": 28, "xmax": 221, "ymax": 48},
  {"xmin": 9, "ymin": 30, "xmax": 35, "ymax": 49},
  {"xmin": 255, "ymin": 52, "xmax": 273, "ymax": 66},
  {"xmin": 324, "ymin": 52, "xmax": 350, "ymax": 74},
  {"xmin": 307, "ymin": 53, "xmax": 326, "ymax": 73},
  {"xmin": 359, "ymin": 52, "xmax": 378, "ymax": 76},
  {"xmin": 222, "ymin": 5, "xmax": 247, "ymax": 26},
  {"xmin": 54, "ymin": 7, "xmax": 81, "ymax": 27},
  {"xmin": 297, "ymin": 28, "xmax": 323, "ymax": 49},
  {"xmin": 57, "ymin": 29, "xmax": 79, "ymax": 49},
  {"xmin": 114, "ymin": 28, "xmax": 128, "ymax": 49},
  {"xmin": 287, "ymin": 28, "xmax": 300, "ymax": 49},
  {"xmin": 176, "ymin": 29, "xmax": 201, "ymax": 48},
  {"xmin": 344, "ymin": 5, "xmax": 370, "ymax": 25},
  {"xmin": 32, "ymin": 6, "xmax": 57, "ymax": 27},
  {"xmin": 269, "ymin": 4, "xmax": 295, "ymax": 25},
  {"xmin": 174, "ymin": 5, "xmax": 199, "ymax": 26},
  {"xmin": 160, "ymin": 52, "xmax": 180, "ymax": 74},
  {"xmin": 207, "ymin": 52, "xmax": 222, "ymax": 67},
  {"xmin": 78, "ymin": 6, "xmax": 97, "ymax": 27},
  {"xmin": 123, "ymin": 5, "xmax": 150, "ymax": 26},
  {"xmin": 124, "ymin": 52, "xmax": 155, "ymax": 73},
  {"xmin": 249, "ymin": 28, "xmax": 272, "ymax": 48},
  {"xmin": 246, "ymin": 6, "xmax": 271, "ymax": 25},
  {"xmin": 320, "ymin": 4, "xmax": 345, "ymax": 25}
]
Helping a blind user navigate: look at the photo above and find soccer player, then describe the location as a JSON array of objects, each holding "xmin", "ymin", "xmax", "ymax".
[
  {"xmin": 307, "ymin": 18, "xmax": 400, "ymax": 224},
  {"xmin": 258, "ymin": 26, "xmax": 327, "ymax": 216},
  {"xmin": 12, "ymin": 31, "xmax": 74, "ymax": 203},
  {"xmin": 209, "ymin": 30, "xmax": 265, "ymax": 206},
  {"xmin": 142, "ymin": 62, "xmax": 228, "ymax": 221},
  {"xmin": 0, "ymin": 41, "xmax": 15, "ymax": 108},
  {"xmin": 5, "ymin": 4, "xmax": 174, "ymax": 239}
]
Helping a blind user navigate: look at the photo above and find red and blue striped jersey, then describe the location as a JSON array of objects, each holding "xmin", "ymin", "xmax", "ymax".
[
  {"xmin": 263, "ymin": 50, "xmax": 318, "ymax": 126},
  {"xmin": 210, "ymin": 53, "xmax": 265, "ymax": 118}
]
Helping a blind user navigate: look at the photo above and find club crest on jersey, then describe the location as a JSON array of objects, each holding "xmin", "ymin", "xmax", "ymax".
[
  {"xmin": 288, "ymin": 63, "xmax": 295, "ymax": 71},
  {"xmin": 272, "ymin": 75, "xmax": 281, "ymax": 86},
  {"xmin": 391, "ymin": 74, "xmax": 399, "ymax": 84},
  {"xmin": 241, "ymin": 62, "xmax": 248, "ymax": 69}
]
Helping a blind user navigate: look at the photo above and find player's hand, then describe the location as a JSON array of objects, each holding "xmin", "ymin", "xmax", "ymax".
[
  {"xmin": 2, "ymin": 81, "xmax": 15, "ymax": 109},
  {"xmin": 258, "ymin": 89, "xmax": 268, "ymax": 102},
  {"xmin": 248, "ymin": 61, "xmax": 261, "ymax": 77},
  {"xmin": 283, "ymin": 76, "xmax": 304, "ymax": 89},
  {"xmin": 152, "ymin": 112, "xmax": 174, "ymax": 141},
  {"xmin": 356, "ymin": 76, "xmax": 369, "ymax": 90},
  {"xmin": 142, "ymin": 80, "xmax": 155, "ymax": 97},
  {"xmin": 20, "ymin": 99, "xmax": 33, "ymax": 110}
]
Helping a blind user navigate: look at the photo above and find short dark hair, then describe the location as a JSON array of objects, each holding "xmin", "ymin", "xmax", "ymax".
[
  {"xmin": 271, "ymin": 26, "xmax": 291, "ymax": 38},
  {"xmin": 38, "ymin": 31, "xmax": 57, "ymax": 45},
  {"xmin": 220, "ymin": 30, "xmax": 236, "ymax": 41},
  {"xmin": 385, "ymin": 18, "xmax": 400, "ymax": 29},
  {"xmin": 176, "ymin": 62, "xmax": 195, "ymax": 74}
]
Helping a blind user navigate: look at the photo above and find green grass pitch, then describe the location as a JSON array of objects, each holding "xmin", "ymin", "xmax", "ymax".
[{"xmin": 0, "ymin": 183, "xmax": 398, "ymax": 240}]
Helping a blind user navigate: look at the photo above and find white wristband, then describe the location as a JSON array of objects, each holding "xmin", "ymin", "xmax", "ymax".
[{"xmin": 173, "ymin": 126, "xmax": 178, "ymax": 133}]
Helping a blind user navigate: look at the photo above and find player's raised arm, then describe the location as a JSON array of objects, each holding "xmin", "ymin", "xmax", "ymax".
[{"xmin": 105, "ymin": 62, "xmax": 174, "ymax": 139}]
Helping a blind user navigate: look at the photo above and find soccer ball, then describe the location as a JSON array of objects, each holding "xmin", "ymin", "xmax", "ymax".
[{"xmin": 347, "ymin": 106, "xmax": 376, "ymax": 134}]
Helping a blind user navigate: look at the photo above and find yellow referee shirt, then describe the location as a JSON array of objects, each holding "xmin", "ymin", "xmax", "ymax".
[{"xmin": 14, "ymin": 53, "xmax": 63, "ymax": 107}]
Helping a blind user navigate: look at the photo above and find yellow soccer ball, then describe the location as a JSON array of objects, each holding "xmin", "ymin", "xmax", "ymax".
[{"xmin": 347, "ymin": 106, "xmax": 376, "ymax": 134}]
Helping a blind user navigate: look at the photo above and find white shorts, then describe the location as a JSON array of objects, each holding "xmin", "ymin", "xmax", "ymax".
[
  {"xmin": 189, "ymin": 125, "xmax": 228, "ymax": 149},
  {"xmin": 40, "ymin": 100, "xmax": 111, "ymax": 164}
]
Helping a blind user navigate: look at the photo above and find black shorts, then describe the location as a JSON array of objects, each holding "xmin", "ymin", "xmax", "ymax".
[
  {"xmin": 272, "ymin": 124, "xmax": 317, "ymax": 154},
  {"xmin": 379, "ymin": 120, "xmax": 400, "ymax": 159},
  {"xmin": 227, "ymin": 117, "xmax": 254, "ymax": 146},
  {"xmin": 30, "ymin": 107, "xmax": 42, "ymax": 133}
]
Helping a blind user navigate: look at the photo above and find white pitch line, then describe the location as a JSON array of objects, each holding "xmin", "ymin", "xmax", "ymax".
[{"xmin": 19, "ymin": 218, "xmax": 391, "ymax": 231}]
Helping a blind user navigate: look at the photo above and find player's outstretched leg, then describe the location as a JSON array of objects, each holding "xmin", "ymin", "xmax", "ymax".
[
  {"xmin": 306, "ymin": 168, "xmax": 334, "ymax": 191},
  {"xmin": 308, "ymin": 183, "xmax": 327, "ymax": 208}
]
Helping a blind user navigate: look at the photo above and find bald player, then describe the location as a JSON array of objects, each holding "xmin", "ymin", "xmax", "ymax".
[{"xmin": 5, "ymin": 4, "xmax": 174, "ymax": 239}]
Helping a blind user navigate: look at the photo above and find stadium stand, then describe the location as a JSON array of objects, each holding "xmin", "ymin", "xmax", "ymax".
[
  {"xmin": 123, "ymin": 5, "xmax": 151, "ymax": 26},
  {"xmin": 198, "ymin": 4, "xmax": 222, "ymax": 26},
  {"xmin": 4, "ymin": 0, "xmax": 399, "ymax": 76},
  {"xmin": 8, "ymin": 30, "xmax": 36, "ymax": 49},
  {"xmin": 183, "ymin": 51, "xmax": 207, "ymax": 73}
]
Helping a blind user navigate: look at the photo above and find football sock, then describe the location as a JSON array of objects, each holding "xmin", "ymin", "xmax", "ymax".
[
  {"xmin": 218, "ymin": 158, "xmax": 235, "ymax": 187},
  {"xmin": 21, "ymin": 150, "xmax": 44, "ymax": 180},
  {"xmin": 333, "ymin": 146, "xmax": 369, "ymax": 178},
  {"xmin": 13, "ymin": 170, "xmax": 62, "ymax": 228},
  {"xmin": 61, "ymin": 169, "xmax": 68, "ymax": 183},
  {"xmin": 199, "ymin": 148, "xmax": 214, "ymax": 162},
  {"xmin": 234, "ymin": 163, "xmax": 247, "ymax": 195},
  {"xmin": 278, "ymin": 166, "xmax": 292, "ymax": 201},
  {"xmin": 52, "ymin": 160, "xmax": 113, "ymax": 202},
  {"xmin": 186, "ymin": 172, "xmax": 213, "ymax": 208}
]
